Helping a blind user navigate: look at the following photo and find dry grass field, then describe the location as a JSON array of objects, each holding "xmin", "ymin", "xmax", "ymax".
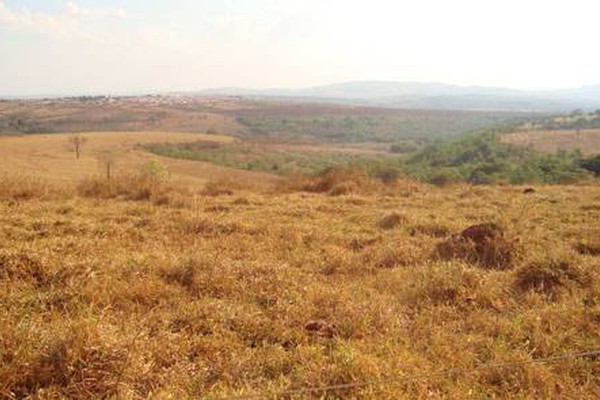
[
  {"xmin": 1, "ymin": 124, "xmax": 599, "ymax": 399},
  {"xmin": 502, "ymin": 129, "xmax": 600, "ymax": 155},
  {"xmin": 0, "ymin": 131, "xmax": 278, "ymax": 188},
  {"xmin": 0, "ymin": 162, "xmax": 599, "ymax": 398}
]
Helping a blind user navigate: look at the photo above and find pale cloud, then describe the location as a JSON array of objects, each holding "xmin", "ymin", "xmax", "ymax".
[
  {"xmin": 0, "ymin": 1, "xmax": 126, "ymax": 36},
  {"xmin": 65, "ymin": 1, "xmax": 126, "ymax": 20},
  {"xmin": 0, "ymin": 1, "xmax": 75, "ymax": 35},
  {"xmin": 2, "ymin": 0, "xmax": 600, "ymax": 95}
]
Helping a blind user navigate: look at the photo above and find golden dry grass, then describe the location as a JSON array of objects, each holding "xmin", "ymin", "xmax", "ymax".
[
  {"xmin": 1, "ymin": 173, "xmax": 599, "ymax": 399},
  {"xmin": 0, "ymin": 131, "xmax": 279, "ymax": 189},
  {"xmin": 502, "ymin": 128, "xmax": 600, "ymax": 154}
]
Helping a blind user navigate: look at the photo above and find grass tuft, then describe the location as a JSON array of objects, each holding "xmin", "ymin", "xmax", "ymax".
[
  {"xmin": 1, "ymin": 176, "xmax": 600, "ymax": 398},
  {"xmin": 513, "ymin": 257, "xmax": 591, "ymax": 299},
  {"xmin": 378, "ymin": 212, "xmax": 406, "ymax": 230},
  {"xmin": 574, "ymin": 240, "xmax": 600, "ymax": 256},
  {"xmin": 435, "ymin": 223, "xmax": 517, "ymax": 269}
]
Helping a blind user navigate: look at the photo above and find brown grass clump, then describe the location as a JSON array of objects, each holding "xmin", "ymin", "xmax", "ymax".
[
  {"xmin": 304, "ymin": 320, "xmax": 337, "ymax": 338},
  {"xmin": 513, "ymin": 258, "xmax": 591, "ymax": 299},
  {"xmin": 183, "ymin": 218, "xmax": 243, "ymax": 237},
  {"xmin": 435, "ymin": 223, "xmax": 517, "ymax": 269},
  {"xmin": 0, "ymin": 174, "xmax": 69, "ymax": 201},
  {"xmin": 347, "ymin": 236, "xmax": 379, "ymax": 251},
  {"xmin": 77, "ymin": 175, "xmax": 180, "ymax": 205},
  {"xmin": 2, "ymin": 325, "xmax": 127, "ymax": 399},
  {"xmin": 574, "ymin": 240, "xmax": 600, "ymax": 256},
  {"xmin": 0, "ymin": 250, "xmax": 47, "ymax": 286},
  {"xmin": 201, "ymin": 179, "xmax": 238, "ymax": 196},
  {"xmin": 328, "ymin": 181, "xmax": 358, "ymax": 196},
  {"xmin": 283, "ymin": 167, "xmax": 375, "ymax": 195},
  {"xmin": 409, "ymin": 223, "xmax": 450, "ymax": 238},
  {"xmin": 160, "ymin": 261, "xmax": 198, "ymax": 293},
  {"xmin": 378, "ymin": 212, "xmax": 406, "ymax": 230}
]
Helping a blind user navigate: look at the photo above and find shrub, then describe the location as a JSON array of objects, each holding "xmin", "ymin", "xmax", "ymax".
[
  {"xmin": 429, "ymin": 168, "xmax": 463, "ymax": 186},
  {"xmin": 390, "ymin": 142, "xmax": 419, "ymax": 154},
  {"xmin": 373, "ymin": 167, "xmax": 402, "ymax": 184},
  {"xmin": 139, "ymin": 160, "xmax": 169, "ymax": 183},
  {"xmin": 580, "ymin": 155, "xmax": 600, "ymax": 177}
]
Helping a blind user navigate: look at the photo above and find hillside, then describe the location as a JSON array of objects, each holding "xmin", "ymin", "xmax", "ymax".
[
  {"xmin": 0, "ymin": 131, "xmax": 279, "ymax": 189},
  {"xmin": 0, "ymin": 97, "xmax": 529, "ymax": 144},
  {"xmin": 0, "ymin": 97, "xmax": 244, "ymax": 136}
]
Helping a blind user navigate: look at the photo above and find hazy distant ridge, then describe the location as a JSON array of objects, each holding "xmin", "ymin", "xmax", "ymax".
[{"xmin": 198, "ymin": 81, "xmax": 600, "ymax": 111}]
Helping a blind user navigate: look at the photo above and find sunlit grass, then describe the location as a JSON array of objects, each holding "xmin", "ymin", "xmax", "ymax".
[{"xmin": 1, "ymin": 175, "xmax": 599, "ymax": 398}]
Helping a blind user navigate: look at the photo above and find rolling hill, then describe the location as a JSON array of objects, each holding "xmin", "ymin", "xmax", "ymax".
[{"xmin": 198, "ymin": 81, "xmax": 600, "ymax": 111}]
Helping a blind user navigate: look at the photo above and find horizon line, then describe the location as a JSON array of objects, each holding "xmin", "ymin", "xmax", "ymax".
[{"xmin": 1, "ymin": 79, "xmax": 599, "ymax": 100}]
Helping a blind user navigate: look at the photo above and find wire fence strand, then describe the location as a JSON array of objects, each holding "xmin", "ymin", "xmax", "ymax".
[{"xmin": 204, "ymin": 348, "xmax": 600, "ymax": 400}]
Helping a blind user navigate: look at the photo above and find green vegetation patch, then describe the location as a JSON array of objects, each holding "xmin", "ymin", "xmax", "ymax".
[
  {"xmin": 232, "ymin": 109, "xmax": 525, "ymax": 143},
  {"xmin": 406, "ymin": 132, "xmax": 592, "ymax": 185},
  {"xmin": 142, "ymin": 141, "xmax": 382, "ymax": 175},
  {"xmin": 536, "ymin": 109, "xmax": 600, "ymax": 130}
]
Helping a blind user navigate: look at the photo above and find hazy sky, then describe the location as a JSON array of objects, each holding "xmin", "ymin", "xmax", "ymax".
[{"xmin": 1, "ymin": 0, "xmax": 600, "ymax": 96}]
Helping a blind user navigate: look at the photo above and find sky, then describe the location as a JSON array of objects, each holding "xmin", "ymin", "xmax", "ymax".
[{"xmin": 1, "ymin": 0, "xmax": 600, "ymax": 96}]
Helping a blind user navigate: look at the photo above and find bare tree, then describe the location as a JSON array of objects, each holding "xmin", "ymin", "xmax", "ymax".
[
  {"xmin": 68, "ymin": 134, "xmax": 87, "ymax": 159},
  {"xmin": 95, "ymin": 150, "xmax": 118, "ymax": 180}
]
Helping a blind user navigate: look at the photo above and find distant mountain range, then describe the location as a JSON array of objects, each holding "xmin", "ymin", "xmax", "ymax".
[{"xmin": 197, "ymin": 81, "xmax": 600, "ymax": 112}]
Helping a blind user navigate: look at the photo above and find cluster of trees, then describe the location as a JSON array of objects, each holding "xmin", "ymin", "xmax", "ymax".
[
  {"xmin": 234, "ymin": 111, "xmax": 521, "ymax": 144},
  {"xmin": 338, "ymin": 123, "xmax": 599, "ymax": 186},
  {"xmin": 144, "ymin": 130, "xmax": 599, "ymax": 186},
  {"xmin": 404, "ymin": 133, "xmax": 594, "ymax": 185},
  {"xmin": 538, "ymin": 109, "xmax": 600, "ymax": 131}
]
